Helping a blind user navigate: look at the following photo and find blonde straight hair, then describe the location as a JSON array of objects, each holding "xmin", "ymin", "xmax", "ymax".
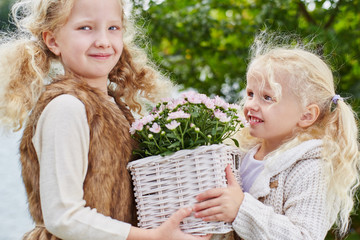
[{"xmin": 236, "ymin": 31, "xmax": 359, "ymax": 236}]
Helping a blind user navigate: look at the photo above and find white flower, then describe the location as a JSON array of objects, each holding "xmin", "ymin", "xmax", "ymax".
[
  {"xmin": 129, "ymin": 127, "xmax": 136, "ymax": 135},
  {"xmin": 165, "ymin": 120, "xmax": 181, "ymax": 130},
  {"xmin": 131, "ymin": 120, "xmax": 144, "ymax": 133},
  {"xmin": 236, "ymin": 113, "xmax": 246, "ymax": 123},
  {"xmin": 213, "ymin": 96, "xmax": 229, "ymax": 109},
  {"xmin": 229, "ymin": 104, "xmax": 240, "ymax": 111},
  {"xmin": 149, "ymin": 123, "xmax": 161, "ymax": 133},
  {"xmin": 168, "ymin": 110, "xmax": 191, "ymax": 120},
  {"xmin": 187, "ymin": 95, "xmax": 202, "ymax": 104},
  {"xmin": 131, "ymin": 93, "xmax": 245, "ymax": 157},
  {"xmin": 203, "ymin": 98, "xmax": 215, "ymax": 109},
  {"xmin": 140, "ymin": 115, "xmax": 155, "ymax": 125},
  {"xmin": 214, "ymin": 109, "xmax": 231, "ymax": 123},
  {"xmin": 167, "ymin": 98, "xmax": 187, "ymax": 110}
]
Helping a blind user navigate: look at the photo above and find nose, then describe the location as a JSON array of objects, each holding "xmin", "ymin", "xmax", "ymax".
[
  {"xmin": 244, "ymin": 97, "xmax": 260, "ymax": 112},
  {"xmin": 94, "ymin": 30, "xmax": 110, "ymax": 48}
]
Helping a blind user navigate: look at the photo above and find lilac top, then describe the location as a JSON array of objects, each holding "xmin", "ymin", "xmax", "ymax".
[{"xmin": 240, "ymin": 146, "xmax": 265, "ymax": 192}]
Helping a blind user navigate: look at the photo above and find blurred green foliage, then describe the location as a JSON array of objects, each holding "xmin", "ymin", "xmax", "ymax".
[
  {"xmin": 1, "ymin": 0, "xmax": 360, "ymax": 239},
  {"xmin": 131, "ymin": 0, "xmax": 360, "ymax": 111}
]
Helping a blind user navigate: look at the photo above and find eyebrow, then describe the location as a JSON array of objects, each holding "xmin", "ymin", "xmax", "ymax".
[{"xmin": 71, "ymin": 17, "xmax": 122, "ymax": 24}]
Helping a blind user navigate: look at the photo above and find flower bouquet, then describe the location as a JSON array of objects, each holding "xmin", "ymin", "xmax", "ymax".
[{"xmin": 127, "ymin": 91, "xmax": 244, "ymax": 235}]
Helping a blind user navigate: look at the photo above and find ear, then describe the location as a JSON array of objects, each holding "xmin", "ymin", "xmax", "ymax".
[
  {"xmin": 42, "ymin": 31, "xmax": 61, "ymax": 56},
  {"xmin": 298, "ymin": 104, "xmax": 320, "ymax": 128}
]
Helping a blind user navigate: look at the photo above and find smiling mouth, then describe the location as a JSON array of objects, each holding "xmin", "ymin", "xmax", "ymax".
[
  {"xmin": 248, "ymin": 116, "xmax": 264, "ymax": 125},
  {"xmin": 89, "ymin": 53, "xmax": 112, "ymax": 59}
]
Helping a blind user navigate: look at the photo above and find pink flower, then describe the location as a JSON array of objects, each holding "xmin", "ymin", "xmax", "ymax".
[
  {"xmin": 214, "ymin": 109, "xmax": 231, "ymax": 123},
  {"xmin": 157, "ymin": 104, "xmax": 166, "ymax": 113},
  {"xmin": 202, "ymin": 98, "xmax": 215, "ymax": 109},
  {"xmin": 149, "ymin": 123, "xmax": 161, "ymax": 133},
  {"xmin": 229, "ymin": 104, "xmax": 240, "ymax": 111},
  {"xmin": 140, "ymin": 115, "xmax": 155, "ymax": 125},
  {"xmin": 129, "ymin": 127, "xmax": 136, "ymax": 135},
  {"xmin": 130, "ymin": 120, "xmax": 144, "ymax": 134},
  {"xmin": 165, "ymin": 120, "xmax": 181, "ymax": 130},
  {"xmin": 213, "ymin": 96, "xmax": 229, "ymax": 109},
  {"xmin": 168, "ymin": 110, "xmax": 191, "ymax": 120},
  {"xmin": 166, "ymin": 98, "xmax": 187, "ymax": 110},
  {"xmin": 187, "ymin": 95, "xmax": 202, "ymax": 104},
  {"xmin": 181, "ymin": 91, "xmax": 196, "ymax": 99},
  {"xmin": 236, "ymin": 113, "xmax": 246, "ymax": 123}
]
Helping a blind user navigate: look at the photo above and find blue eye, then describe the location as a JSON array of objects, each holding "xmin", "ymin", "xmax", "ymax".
[
  {"xmin": 79, "ymin": 26, "xmax": 91, "ymax": 30},
  {"xmin": 247, "ymin": 91, "xmax": 254, "ymax": 98},
  {"xmin": 109, "ymin": 26, "xmax": 120, "ymax": 30},
  {"xmin": 264, "ymin": 95, "xmax": 273, "ymax": 101}
]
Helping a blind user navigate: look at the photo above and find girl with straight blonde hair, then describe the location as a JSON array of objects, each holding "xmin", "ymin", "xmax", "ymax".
[{"xmin": 194, "ymin": 32, "xmax": 359, "ymax": 239}]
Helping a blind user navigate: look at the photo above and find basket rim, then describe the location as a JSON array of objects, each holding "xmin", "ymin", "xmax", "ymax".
[{"xmin": 127, "ymin": 144, "xmax": 240, "ymax": 170}]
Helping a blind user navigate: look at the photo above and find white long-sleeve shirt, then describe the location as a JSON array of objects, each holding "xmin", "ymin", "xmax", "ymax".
[{"xmin": 32, "ymin": 94, "xmax": 131, "ymax": 240}]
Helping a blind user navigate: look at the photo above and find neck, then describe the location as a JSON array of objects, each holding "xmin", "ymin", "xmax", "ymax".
[
  {"xmin": 86, "ymin": 78, "xmax": 108, "ymax": 94},
  {"xmin": 64, "ymin": 70, "xmax": 108, "ymax": 94},
  {"xmin": 255, "ymin": 140, "xmax": 282, "ymax": 160}
]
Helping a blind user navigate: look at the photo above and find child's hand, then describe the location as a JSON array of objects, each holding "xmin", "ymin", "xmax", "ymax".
[
  {"xmin": 154, "ymin": 207, "xmax": 212, "ymax": 240},
  {"xmin": 193, "ymin": 165, "xmax": 244, "ymax": 223}
]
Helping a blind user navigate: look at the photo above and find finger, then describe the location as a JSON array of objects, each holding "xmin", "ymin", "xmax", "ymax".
[
  {"xmin": 196, "ymin": 188, "xmax": 223, "ymax": 202},
  {"xmin": 225, "ymin": 164, "xmax": 237, "ymax": 186},
  {"xmin": 194, "ymin": 205, "xmax": 223, "ymax": 219},
  {"xmin": 202, "ymin": 215, "xmax": 224, "ymax": 222},
  {"xmin": 168, "ymin": 207, "xmax": 192, "ymax": 226},
  {"xmin": 197, "ymin": 234, "xmax": 213, "ymax": 240},
  {"xmin": 193, "ymin": 197, "xmax": 220, "ymax": 212},
  {"xmin": 201, "ymin": 212, "xmax": 225, "ymax": 222}
]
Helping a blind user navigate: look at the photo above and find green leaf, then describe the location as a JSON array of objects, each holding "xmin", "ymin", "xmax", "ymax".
[
  {"xmin": 168, "ymin": 141, "xmax": 180, "ymax": 149},
  {"xmin": 230, "ymin": 138, "xmax": 240, "ymax": 148}
]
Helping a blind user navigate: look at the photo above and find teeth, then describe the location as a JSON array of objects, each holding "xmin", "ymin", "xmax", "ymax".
[{"xmin": 250, "ymin": 116, "xmax": 262, "ymax": 122}]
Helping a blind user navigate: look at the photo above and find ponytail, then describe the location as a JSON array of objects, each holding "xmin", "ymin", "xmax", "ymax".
[
  {"xmin": 323, "ymin": 98, "xmax": 359, "ymax": 235},
  {"xmin": 0, "ymin": 37, "xmax": 51, "ymax": 130}
]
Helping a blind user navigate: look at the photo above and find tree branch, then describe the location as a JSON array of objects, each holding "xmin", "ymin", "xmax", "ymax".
[
  {"xmin": 324, "ymin": 0, "xmax": 343, "ymax": 29},
  {"xmin": 297, "ymin": 1, "xmax": 317, "ymax": 25}
]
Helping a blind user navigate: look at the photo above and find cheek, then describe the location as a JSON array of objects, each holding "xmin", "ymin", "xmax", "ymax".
[
  {"xmin": 116, "ymin": 41, "xmax": 124, "ymax": 54},
  {"xmin": 243, "ymin": 107, "xmax": 249, "ymax": 118}
]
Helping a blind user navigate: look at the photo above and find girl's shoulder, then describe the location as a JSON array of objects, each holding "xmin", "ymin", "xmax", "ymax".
[
  {"xmin": 265, "ymin": 139, "xmax": 323, "ymax": 172},
  {"xmin": 43, "ymin": 94, "xmax": 85, "ymax": 115},
  {"xmin": 38, "ymin": 94, "xmax": 87, "ymax": 128}
]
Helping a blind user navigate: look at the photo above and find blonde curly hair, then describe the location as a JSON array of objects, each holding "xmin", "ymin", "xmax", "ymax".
[
  {"xmin": 0, "ymin": 0, "xmax": 173, "ymax": 131},
  {"xmin": 236, "ymin": 31, "xmax": 360, "ymax": 236}
]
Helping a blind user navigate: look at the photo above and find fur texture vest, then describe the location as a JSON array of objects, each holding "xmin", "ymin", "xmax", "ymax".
[{"xmin": 20, "ymin": 77, "xmax": 137, "ymax": 239}]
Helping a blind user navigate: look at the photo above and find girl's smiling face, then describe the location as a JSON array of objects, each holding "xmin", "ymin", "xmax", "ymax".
[
  {"xmin": 43, "ymin": 0, "xmax": 124, "ymax": 90},
  {"xmin": 244, "ymin": 67, "xmax": 304, "ymax": 150}
]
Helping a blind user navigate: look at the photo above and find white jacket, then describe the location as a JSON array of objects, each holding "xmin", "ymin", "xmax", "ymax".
[{"xmin": 231, "ymin": 139, "xmax": 338, "ymax": 240}]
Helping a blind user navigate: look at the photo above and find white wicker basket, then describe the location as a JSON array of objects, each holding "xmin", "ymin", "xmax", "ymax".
[{"xmin": 127, "ymin": 144, "xmax": 242, "ymax": 235}]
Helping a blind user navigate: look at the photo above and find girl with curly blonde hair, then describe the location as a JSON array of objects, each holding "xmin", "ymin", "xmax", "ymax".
[
  {"xmin": 0, "ymin": 0, "xmax": 211, "ymax": 239},
  {"xmin": 194, "ymin": 32, "xmax": 359, "ymax": 239}
]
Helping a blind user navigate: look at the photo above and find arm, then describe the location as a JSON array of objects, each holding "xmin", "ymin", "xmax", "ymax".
[
  {"xmin": 34, "ymin": 95, "xmax": 132, "ymax": 239},
  {"xmin": 128, "ymin": 208, "xmax": 212, "ymax": 240},
  {"xmin": 232, "ymin": 160, "xmax": 330, "ymax": 240},
  {"xmin": 194, "ymin": 160, "xmax": 330, "ymax": 240},
  {"xmin": 34, "ymin": 94, "xmax": 211, "ymax": 240}
]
